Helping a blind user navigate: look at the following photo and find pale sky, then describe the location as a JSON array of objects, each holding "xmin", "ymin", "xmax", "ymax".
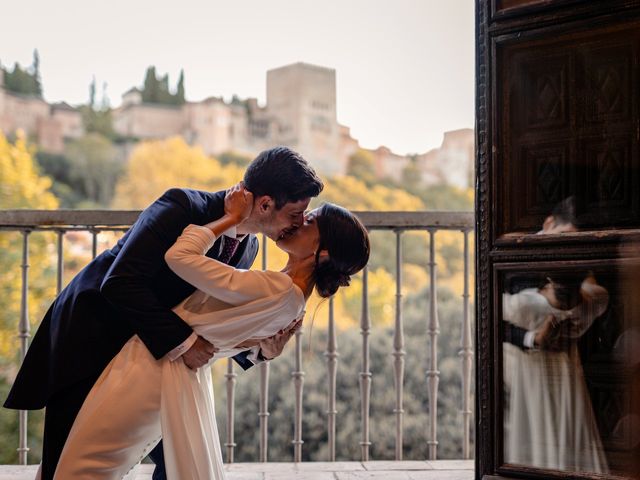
[{"xmin": 0, "ymin": 0, "xmax": 474, "ymax": 155}]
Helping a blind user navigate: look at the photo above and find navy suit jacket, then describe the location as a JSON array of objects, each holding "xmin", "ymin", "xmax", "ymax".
[
  {"xmin": 503, "ymin": 321, "xmax": 531, "ymax": 350},
  {"xmin": 5, "ymin": 188, "xmax": 259, "ymax": 410}
]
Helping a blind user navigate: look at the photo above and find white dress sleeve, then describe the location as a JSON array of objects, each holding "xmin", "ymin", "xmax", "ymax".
[{"xmin": 165, "ymin": 224, "xmax": 292, "ymax": 306}]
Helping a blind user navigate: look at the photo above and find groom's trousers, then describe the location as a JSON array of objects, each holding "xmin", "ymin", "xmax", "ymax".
[
  {"xmin": 149, "ymin": 441, "xmax": 167, "ymax": 480},
  {"xmin": 40, "ymin": 375, "xmax": 99, "ymax": 480}
]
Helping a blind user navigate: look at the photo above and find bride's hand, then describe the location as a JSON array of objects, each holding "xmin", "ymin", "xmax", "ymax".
[
  {"xmin": 534, "ymin": 314, "xmax": 563, "ymax": 350},
  {"xmin": 224, "ymin": 182, "xmax": 253, "ymax": 222}
]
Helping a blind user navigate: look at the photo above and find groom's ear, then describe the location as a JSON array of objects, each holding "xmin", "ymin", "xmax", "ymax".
[{"xmin": 255, "ymin": 195, "xmax": 275, "ymax": 215}]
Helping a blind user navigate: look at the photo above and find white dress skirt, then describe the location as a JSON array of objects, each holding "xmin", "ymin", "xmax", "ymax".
[
  {"xmin": 53, "ymin": 225, "xmax": 305, "ymax": 480},
  {"xmin": 502, "ymin": 280, "xmax": 609, "ymax": 473}
]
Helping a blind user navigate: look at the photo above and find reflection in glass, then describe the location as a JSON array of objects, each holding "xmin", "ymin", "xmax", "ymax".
[
  {"xmin": 502, "ymin": 273, "xmax": 609, "ymax": 473},
  {"xmin": 537, "ymin": 196, "xmax": 577, "ymax": 235}
]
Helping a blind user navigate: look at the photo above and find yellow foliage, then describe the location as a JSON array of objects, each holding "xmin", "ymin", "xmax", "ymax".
[
  {"xmin": 340, "ymin": 267, "xmax": 396, "ymax": 327},
  {"xmin": 314, "ymin": 175, "xmax": 424, "ymax": 211},
  {"xmin": 112, "ymin": 137, "xmax": 243, "ymax": 209},
  {"xmin": 402, "ymin": 263, "xmax": 429, "ymax": 295},
  {"xmin": 0, "ymin": 132, "xmax": 59, "ymax": 364},
  {"xmin": 0, "ymin": 131, "xmax": 58, "ymax": 209}
]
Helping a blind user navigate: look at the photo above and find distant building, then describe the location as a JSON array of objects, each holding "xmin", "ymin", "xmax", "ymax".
[
  {"xmin": 338, "ymin": 124, "xmax": 359, "ymax": 172},
  {"xmin": 345, "ymin": 128, "xmax": 474, "ymax": 189},
  {"xmin": 0, "ymin": 60, "xmax": 474, "ymax": 184},
  {"xmin": 0, "ymin": 69, "xmax": 83, "ymax": 153},
  {"xmin": 369, "ymin": 146, "xmax": 411, "ymax": 181},
  {"xmin": 111, "ymin": 62, "xmax": 343, "ymax": 175},
  {"xmin": 415, "ymin": 128, "xmax": 474, "ymax": 189},
  {"xmin": 113, "ymin": 88, "xmax": 275, "ymax": 159},
  {"xmin": 266, "ymin": 63, "xmax": 342, "ymax": 175}
]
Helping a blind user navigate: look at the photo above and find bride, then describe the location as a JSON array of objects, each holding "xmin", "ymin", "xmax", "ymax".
[{"xmin": 52, "ymin": 184, "xmax": 370, "ymax": 479}]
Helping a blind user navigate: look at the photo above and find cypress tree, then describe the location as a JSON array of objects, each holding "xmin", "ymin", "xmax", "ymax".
[{"xmin": 176, "ymin": 69, "xmax": 185, "ymax": 105}]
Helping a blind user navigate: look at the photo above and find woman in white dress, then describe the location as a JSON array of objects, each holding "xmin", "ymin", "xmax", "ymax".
[
  {"xmin": 503, "ymin": 274, "xmax": 609, "ymax": 473},
  {"xmin": 52, "ymin": 186, "xmax": 370, "ymax": 480}
]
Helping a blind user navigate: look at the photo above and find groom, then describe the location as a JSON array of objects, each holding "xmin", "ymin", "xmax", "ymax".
[{"xmin": 4, "ymin": 146, "xmax": 323, "ymax": 480}]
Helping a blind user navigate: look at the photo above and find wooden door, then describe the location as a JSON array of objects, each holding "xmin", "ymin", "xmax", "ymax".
[{"xmin": 476, "ymin": 1, "xmax": 640, "ymax": 478}]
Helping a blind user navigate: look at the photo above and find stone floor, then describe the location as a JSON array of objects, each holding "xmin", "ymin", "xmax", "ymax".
[{"xmin": 0, "ymin": 461, "xmax": 474, "ymax": 479}]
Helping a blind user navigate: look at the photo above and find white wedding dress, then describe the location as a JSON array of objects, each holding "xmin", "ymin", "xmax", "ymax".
[
  {"xmin": 53, "ymin": 225, "xmax": 305, "ymax": 480},
  {"xmin": 502, "ymin": 279, "xmax": 609, "ymax": 473}
]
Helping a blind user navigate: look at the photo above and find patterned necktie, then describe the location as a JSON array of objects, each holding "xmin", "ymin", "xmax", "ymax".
[{"xmin": 219, "ymin": 236, "xmax": 241, "ymax": 264}]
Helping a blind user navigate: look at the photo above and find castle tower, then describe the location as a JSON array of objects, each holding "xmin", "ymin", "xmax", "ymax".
[{"xmin": 267, "ymin": 62, "xmax": 342, "ymax": 175}]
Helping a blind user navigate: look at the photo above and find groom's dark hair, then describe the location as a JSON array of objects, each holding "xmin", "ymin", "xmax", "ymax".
[{"xmin": 244, "ymin": 146, "xmax": 323, "ymax": 209}]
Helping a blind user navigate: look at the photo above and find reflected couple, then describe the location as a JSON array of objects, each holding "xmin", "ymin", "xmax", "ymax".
[
  {"xmin": 502, "ymin": 272, "xmax": 609, "ymax": 472},
  {"xmin": 502, "ymin": 200, "xmax": 608, "ymax": 473}
]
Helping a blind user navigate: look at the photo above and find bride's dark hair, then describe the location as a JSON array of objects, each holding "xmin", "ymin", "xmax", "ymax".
[{"xmin": 313, "ymin": 203, "xmax": 370, "ymax": 298}]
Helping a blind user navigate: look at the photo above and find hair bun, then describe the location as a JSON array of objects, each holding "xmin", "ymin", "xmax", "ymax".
[
  {"xmin": 337, "ymin": 273, "xmax": 351, "ymax": 287},
  {"xmin": 314, "ymin": 261, "xmax": 351, "ymax": 298}
]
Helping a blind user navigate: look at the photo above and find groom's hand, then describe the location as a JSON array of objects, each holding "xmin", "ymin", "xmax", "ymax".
[
  {"xmin": 182, "ymin": 336, "xmax": 217, "ymax": 370},
  {"xmin": 259, "ymin": 318, "xmax": 303, "ymax": 360}
]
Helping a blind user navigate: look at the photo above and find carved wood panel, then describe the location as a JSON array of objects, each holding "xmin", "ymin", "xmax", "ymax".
[{"xmin": 496, "ymin": 24, "xmax": 640, "ymax": 238}]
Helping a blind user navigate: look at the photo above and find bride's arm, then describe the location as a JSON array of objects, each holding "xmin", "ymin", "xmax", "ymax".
[
  {"xmin": 165, "ymin": 184, "xmax": 291, "ymax": 306},
  {"xmin": 165, "ymin": 225, "xmax": 290, "ymax": 306}
]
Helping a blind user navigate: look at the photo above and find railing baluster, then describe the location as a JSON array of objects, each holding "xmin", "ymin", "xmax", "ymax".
[
  {"xmin": 392, "ymin": 230, "xmax": 405, "ymax": 461},
  {"xmin": 460, "ymin": 229, "xmax": 473, "ymax": 459},
  {"xmin": 427, "ymin": 229, "xmax": 440, "ymax": 459},
  {"xmin": 91, "ymin": 229, "xmax": 99, "ymax": 259},
  {"xmin": 258, "ymin": 234, "xmax": 270, "ymax": 462},
  {"xmin": 18, "ymin": 230, "xmax": 31, "ymax": 465},
  {"xmin": 359, "ymin": 267, "xmax": 372, "ymax": 461},
  {"xmin": 259, "ymin": 362, "xmax": 270, "ymax": 462},
  {"xmin": 291, "ymin": 327, "xmax": 304, "ymax": 462},
  {"xmin": 224, "ymin": 359, "xmax": 237, "ymax": 463},
  {"xmin": 325, "ymin": 296, "xmax": 338, "ymax": 461},
  {"xmin": 56, "ymin": 230, "xmax": 64, "ymax": 294}
]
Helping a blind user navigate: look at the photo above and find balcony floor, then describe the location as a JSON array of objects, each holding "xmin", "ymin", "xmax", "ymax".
[{"xmin": 0, "ymin": 460, "xmax": 474, "ymax": 479}]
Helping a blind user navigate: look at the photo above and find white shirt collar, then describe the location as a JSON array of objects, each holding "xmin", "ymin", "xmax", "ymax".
[{"xmin": 221, "ymin": 225, "xmax": 247, "ymax": 241}]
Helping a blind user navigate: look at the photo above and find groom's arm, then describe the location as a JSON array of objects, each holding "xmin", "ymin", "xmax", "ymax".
[{"xmin": 101, "ymin": 188, "xmax": 203, "ymax": 360}]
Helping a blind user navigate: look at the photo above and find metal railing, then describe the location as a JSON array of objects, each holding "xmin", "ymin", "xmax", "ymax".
[{"xmin": 0, "ymin": 209, "xmax": 474, "ymax": 464}]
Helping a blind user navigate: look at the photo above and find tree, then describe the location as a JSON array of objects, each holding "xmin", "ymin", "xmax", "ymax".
[
  {"xmin": 0, "ymin": 131, "xmax": 59, "ymax": 462},
  {"xmin": 78, "ymin": 77, "xmax": 117, "ymax": 140},
  {"xmin": 0, "ymin": 131, "xmax": 58, "ymax": 211},
  {"xmin": 218, "ymin": 151, "xmax": 252, "ymax": 167},
  {"xmin": 142, "ymin": 66, "xmax": 158, "ymax": 103},
  {"xmin": 401, "ymin": 155, "xmax": 422, "ymax": 191},
  {"xmin": 176, "ymin": 69, "xmax": 186, "ymax": 105},
  {"xmin": 0, "ymin": 376, "xmax": 44, "ymax": 463},
  {"xmin": 112, "ymin": 137, "xmax": 244, "ymax": 209},
  {"xmin": 315, "ymin": 174, "xmax": 423, "ymax": 212},
  {"xmin": 32, "ymin": 49, "xmax": 42, "ymax": 97},
  {"xmin": 35, "ymin": 152, "xmax": 83, "ymax": 207},
  {"xmin": 159, "ymin": 73, "xmax": 171, "ymax": 104},
  {"xmin": 214, "ymin": 285, "xmax": 473, "ymax": 461},
  {"xmin": 1, "ymin": 50, "xmax": 43, "ymax": 98},
  {"xmin": 64, "ymin": 133, "xmax": 122, "ymax": 206},
  {"xmin": 347, "ymin": 149, "xmax": 377, "ymax": 185},
  {"xmin": 140, "ymin": 66, "xmax": 185, "ymax": 105},
  {"xmin": 100, "ymin": 82, "xmax": 110, "ymax": 110},
  {"xmin": 88, "ymin": 76, "xmax": 96, "ymax": 109}
]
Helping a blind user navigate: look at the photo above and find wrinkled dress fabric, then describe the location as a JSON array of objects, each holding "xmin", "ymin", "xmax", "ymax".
[
  {"xmin": 503, "ymin": 281, "xmax": 609, "ymax": 473},
  {"xmin": 54, "ymin": 225, "xmax": 304, "ymax": 480}
]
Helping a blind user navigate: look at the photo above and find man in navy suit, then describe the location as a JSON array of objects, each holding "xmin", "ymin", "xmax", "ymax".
[{"xmin": 4, "ymin": 146, "xmax": 323, "ymax": 480}]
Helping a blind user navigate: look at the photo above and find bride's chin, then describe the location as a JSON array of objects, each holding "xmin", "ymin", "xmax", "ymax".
[{"xmin": 275, "ymin": 240, "xmax": 290, "ymax": 252}]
